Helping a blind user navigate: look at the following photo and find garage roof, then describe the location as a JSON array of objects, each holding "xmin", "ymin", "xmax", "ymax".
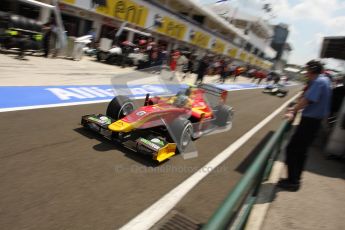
[{"xmin": 320, "ymin": 36, "xmax": 345, "ymax": 60}]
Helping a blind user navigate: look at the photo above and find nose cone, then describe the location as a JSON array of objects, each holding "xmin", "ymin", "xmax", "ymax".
[{"xmin": 108, "ymin": 120, "xmax": 133, "ymax": 132}]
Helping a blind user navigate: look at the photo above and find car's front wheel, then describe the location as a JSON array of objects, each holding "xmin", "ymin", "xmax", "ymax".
[
  {"xmin": 170, "ymin": 117, "xmax": 193, "ymax": 153},
  {"xmin": 106, "ymin": 95, "xmax": 135, "ymax": 120}
]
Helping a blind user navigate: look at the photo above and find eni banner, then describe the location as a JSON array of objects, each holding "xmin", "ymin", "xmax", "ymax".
[
  {"xmin": 189, "ymin": 30, "xmax": 210, "ymax": 49},
  {"xmin": 239, "ymin": 51, "xmax": 248, "ymax": 62},
  {"xmin": 63, "ymin": 0, "xmax": 75, "ymax": 4},
  {"xmin": 155, "ymin": 16, "xmax": 187, "ymax": 40},
  {"xmin": 62, "ymin": 0, "xmax": 149, "ymax": 27},
  {"xmin": 227, "ymin": 47, "xmax": 238, "ymax": 58},
  {"xmin": 211, "ymin": 39, "xmax": 225, "ymax": 54},
  {"xmin": 264, "ymin": 61, "xmax": 273, "ymax": 70},
  {"xmin": 251, "ymin": 57, "xmax": 257, "ymax": 65},
  {"xmin": 247, "ymin": 54, "xmax": 254, "ymax": 64},
  {"xmin": 95, "ymin": 0, "xmax": 148, "ymax": 27},
  {"xmin": 255, "ymin": 59, "xmax": 261, "ymax": 67}
]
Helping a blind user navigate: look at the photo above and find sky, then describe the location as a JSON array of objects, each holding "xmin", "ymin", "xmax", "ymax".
[{"xmin": 199, "ymin": 0, "xmax": 345, "ymax": 71}]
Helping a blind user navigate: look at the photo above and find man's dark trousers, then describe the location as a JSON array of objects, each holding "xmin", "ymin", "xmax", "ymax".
[{"xmin": 285, "ymin": 116, "xmax": 322, "ymax": 183}]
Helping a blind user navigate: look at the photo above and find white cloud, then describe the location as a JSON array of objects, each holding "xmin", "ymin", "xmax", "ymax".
[
  {"xmin": 305, "ymin": 33, "xmax": 324, "ymax": 46},
  {"xmin": 288, "ymin": 24, "xmax": 298, "ymax": 37},
  {"xmin": 325, "ymin": 16, "xmax": 345, "ymax": 35},
  {"xmin": 285, "ymin": 24, "xmax": 298, "ymax": 47},
  {"xmin": 288, "ymin": 32, "xmax": 325, "ymax": 64},
  {"xmin": 270, "ymin": 0, "xmax": 291, "ymax": 17},
  {"xmin": 271, "ymin": 0, "xmax": 345, "ymax": 22}
]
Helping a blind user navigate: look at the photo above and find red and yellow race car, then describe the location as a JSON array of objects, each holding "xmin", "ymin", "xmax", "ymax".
[{"xmin": 81, "ymin": 84, "xmax": 234, "ymax": 162}]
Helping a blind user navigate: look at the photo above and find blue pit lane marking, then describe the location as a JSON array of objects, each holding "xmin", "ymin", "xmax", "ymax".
[{"xmin": 0, "ymin": 83, "xmax": 276, "ymax": 112}]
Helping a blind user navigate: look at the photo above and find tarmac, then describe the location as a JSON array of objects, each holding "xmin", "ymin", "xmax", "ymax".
[{"xmin": 1, "ymin": 52, "xmax": 344, "ymax": 229}]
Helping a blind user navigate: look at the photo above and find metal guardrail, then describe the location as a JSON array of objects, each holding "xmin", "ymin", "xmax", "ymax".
[{"xmin": 202, "ymin": 120, "xmax": 292, "ymax": 230}]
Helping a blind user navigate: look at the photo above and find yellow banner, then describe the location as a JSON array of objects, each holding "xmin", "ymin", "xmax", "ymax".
[
  {"xmin": 247, "ymin": 54, "xmax": 255, "ymax": 64},
  {"xmin": 62, "ymin": 0, "xmax": 75, "ymax": 4},
  {"xmin": 95, "ymin": 0, "xmax": 148, "ymax": 27},
  {"xmin": 156, "ymin": 16, "xmax": 187, "ymax": 40},
  {"xmin": 227, "ymin": 48, "xmax": 238, "ymax": 58},
  {"xmin": 211, "ymin": 39, "xmax": 225, "ymax": 54},
  {"xmin": 268, "ymin": 62, "xmax": 273, "ymax": 69},
  {"xmin": 239, "ymin": 52, "xmax": 247, "ymax": 62},
  {"xmin": 189, "ymin": 31, "xmax": 210, "ymax": 49}
]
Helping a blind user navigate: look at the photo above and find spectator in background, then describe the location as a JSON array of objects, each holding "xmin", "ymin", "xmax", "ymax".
[
  {"xmin": 265, "ymin": 71, "xmax": 280, "ymax": 84},
  {"xmin": 182, "ymin": 53, "xmax": 194, "ymax": 80},
  {"xmin": 228, "ymin": 64, "xmax": 236, "ymax": 77},
  {"xmin": 266, "ymin": 71, "xmax": 274, "ymax": 84},
  {"xmin": 195, "ymin": 55, "xmax": 209, "ymax": 85},
  {"xmin": 42, "ymin": 21, "xmax": 52, "ymax": 58},
  {"xmin": 146, "ymin": 37, "xmax": 154, "ymax": 51},
  {"xmin": 273, "ymin": 73, "xmax": 281, "ymax": 84},
  {"xmin": 148, "ymin": 44, "xmax": 159, "ymax": 66},
  {"xmin": 247, "ymin": 68, "xmax": 257, "ymax": 79},
  {"xmin": 50, "ymin": 22, "xmax": 58, "ymax": 58},
  {"xmin": 234, "ymin": 66, "xmax": 245, "ymax": 81},
  {"xmin": 277, "ymin": 60, "xmax": 332, "ymax": 191},
  {"xmin": 219, "ymin": 59, "xmax": 228, "ymax": 84},
  {"xmin": 87, "ymin": 28, "xmax": 97, "ymax": 48},
  {"xmin": 41, "ymin": 18, "xmax": 58, "ymax": 58},
  {"xmin": 157, "ymin": 45, "xmax": 168, "ymax": 66},
  {"xmin": 255, "ymin": 69, "xmax": 267, "ymax": 85},
  {"xmin": 281, "ymin": 75, "xmax": 288, "ymax": 84},
  {"xmin": 169, "ymin": 50, "xmax": 180, "ymax": 80},
  {"xmin": 170, "ymin": 50, "xmax": 180, "ymax": 71},
  {"xmin": 177, "ymin": 51, "xmax": 188, "ymax": 77}
]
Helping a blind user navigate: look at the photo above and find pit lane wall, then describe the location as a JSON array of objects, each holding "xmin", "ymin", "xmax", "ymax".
[{"xmin": 59, "ymin": 0, "xmax": 272, "ymax": 70}]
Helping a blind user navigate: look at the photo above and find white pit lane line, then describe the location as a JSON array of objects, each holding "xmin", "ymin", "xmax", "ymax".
[{"xmin": 119, "ymin": 93, "xmax": 300, "ymax": 230}]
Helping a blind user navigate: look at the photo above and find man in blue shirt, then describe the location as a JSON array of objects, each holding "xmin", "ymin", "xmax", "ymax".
[{"xmin": 278, "ymin": 60, "xmax": 332, "ymax": 191}]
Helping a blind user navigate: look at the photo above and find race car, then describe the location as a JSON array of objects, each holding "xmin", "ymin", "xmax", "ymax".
[
  {"xmin": 263, "ymin": 84, "xmax": 288, "ymax": 97},
  {"xmin": 81, "ymin": 84, "xmax": 234, "ymax": 162}
]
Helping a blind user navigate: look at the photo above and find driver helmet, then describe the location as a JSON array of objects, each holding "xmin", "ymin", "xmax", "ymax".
[{"xmin": 174, "ymin": 94, "xmax": 188, "ymax": 107}]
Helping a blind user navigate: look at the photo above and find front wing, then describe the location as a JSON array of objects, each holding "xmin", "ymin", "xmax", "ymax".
[{"xmin": 81, "ymin": 114, "xmax": 177, "ymax": 162}]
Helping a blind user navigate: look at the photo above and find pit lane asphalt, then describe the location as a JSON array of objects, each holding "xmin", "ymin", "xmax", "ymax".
[{"xmin": 0, "ymin": 86, "xmax": 301, "ymax": 230}]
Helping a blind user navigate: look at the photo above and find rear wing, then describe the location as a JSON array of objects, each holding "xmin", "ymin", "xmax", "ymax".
[{"xmin": 198, "ymin": 83, "xmax": 228, "ymax": 107}]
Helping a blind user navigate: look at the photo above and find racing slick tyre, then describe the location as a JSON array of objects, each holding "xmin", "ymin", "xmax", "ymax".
[
  {"xmin": 263, "ymin": 88, "xmax": 272, "ymax": 93},
  {"xmin": 276, "ymin": 92, "xmax": 285, "ymax": 97},
  {"xmin": 276, "ymin": 90, "xmax": 288, "ymax": 97},
  {"xmin": 215, "ymin": 105, "xmax": 233, "ymax": 128},
  {"xmin": 271, "ymin": 87, "xmax": 279, "ymax": 95},
  {"xmin": 106, "ymin": 95, "xmax": 135, "ymax": 120},
  {"xmin": 170, "ymin": 117, "xmax": 193, "ymax": 153}
]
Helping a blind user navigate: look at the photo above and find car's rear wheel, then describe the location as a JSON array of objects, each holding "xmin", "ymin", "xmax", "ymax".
[
  {"xmin": 215, "ymin": 105, "xmax": 233, "ymax": 128},
  {"xmin": 106, "ymin": 95, "xmax": 135, "ymax": 120},
  {"xmin": 277, "ymin": 91, "xmax": 287, "ymax": 97}
]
